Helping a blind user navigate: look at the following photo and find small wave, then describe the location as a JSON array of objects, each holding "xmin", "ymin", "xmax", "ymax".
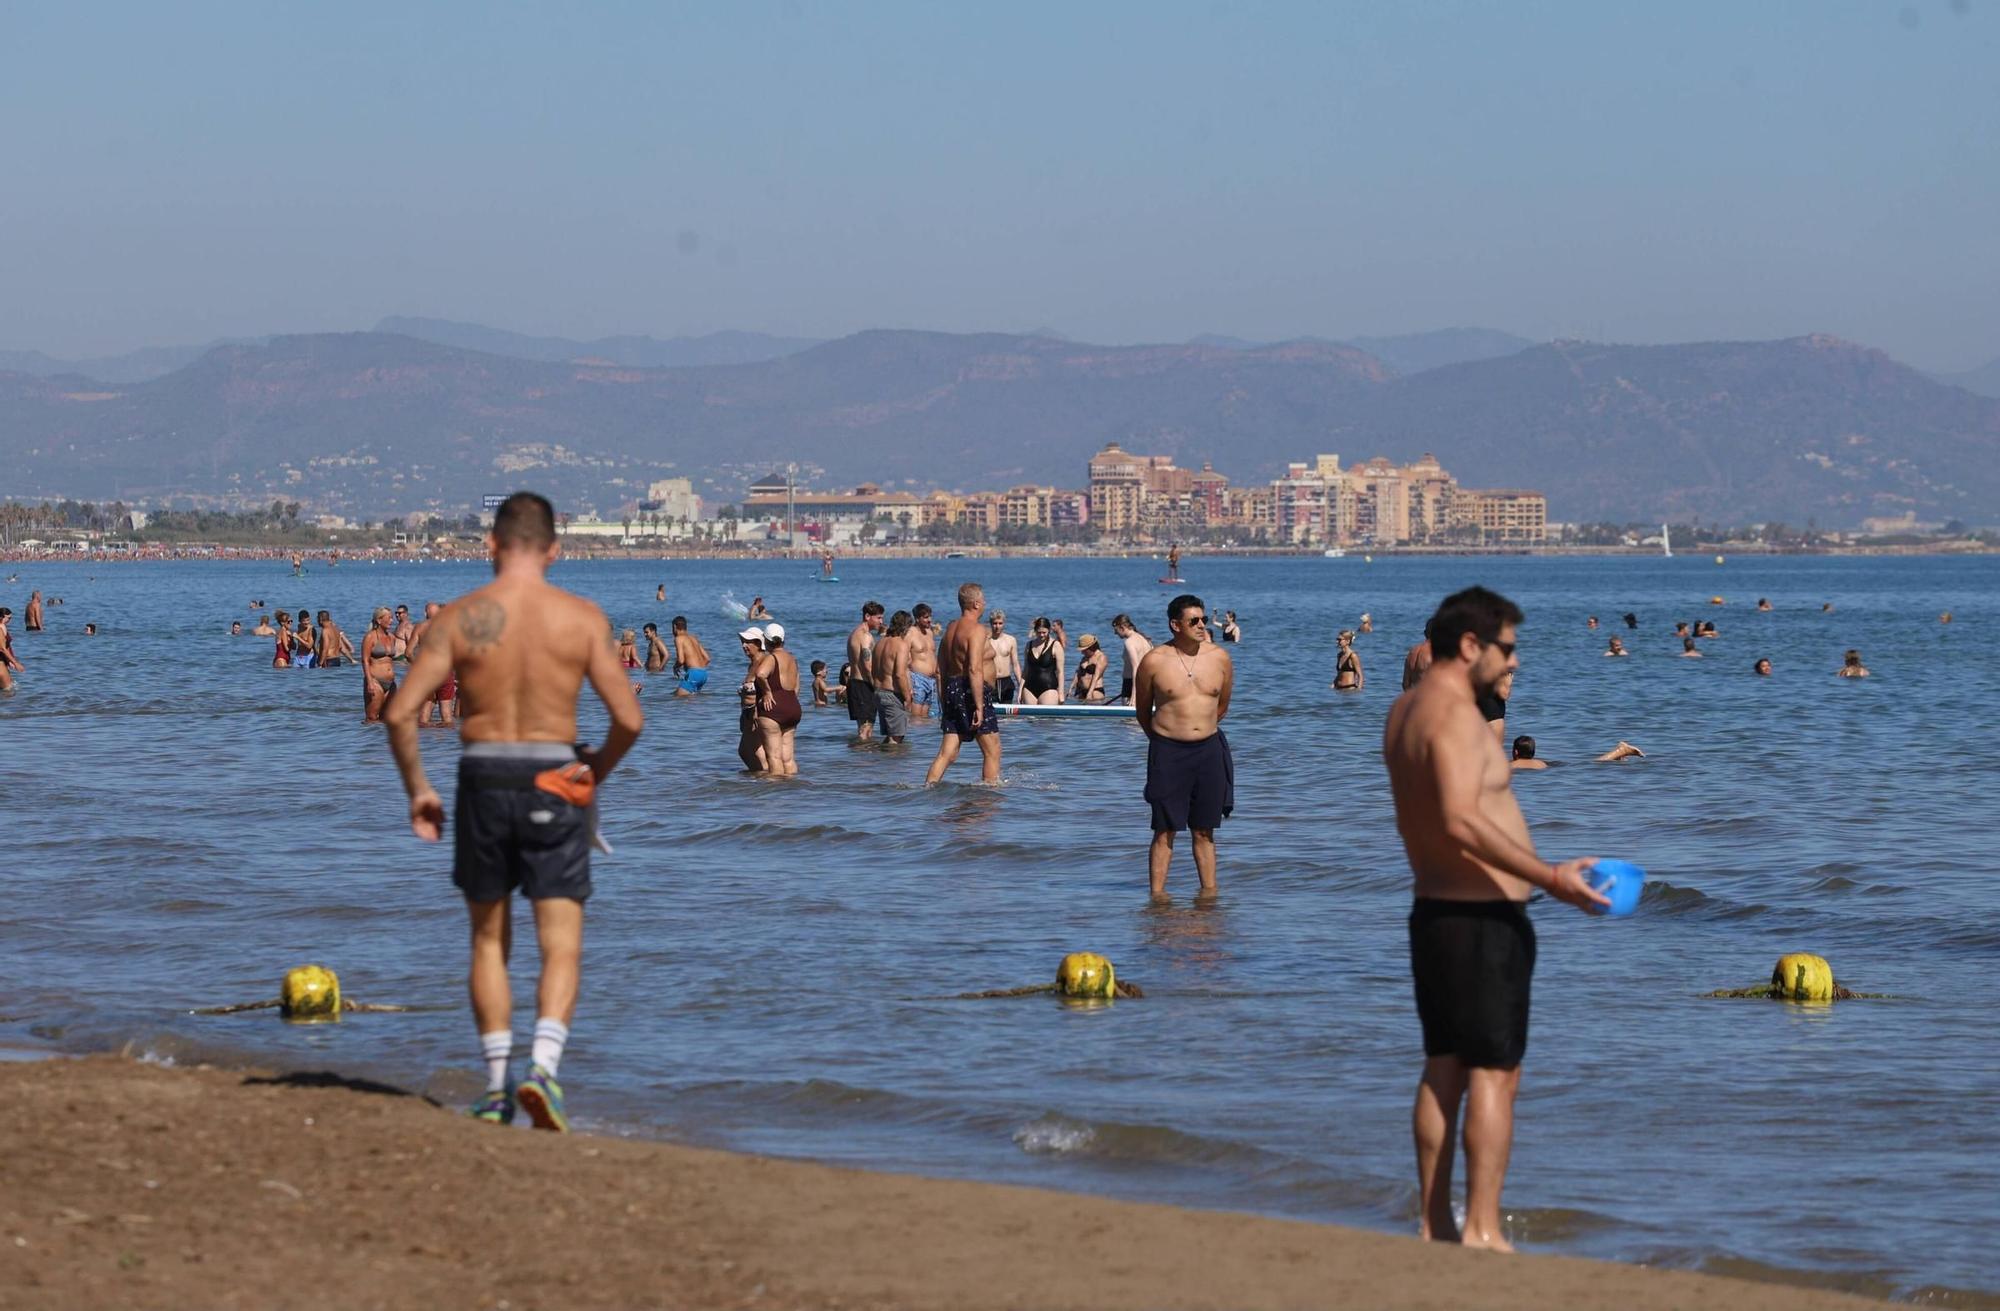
[
  {"xmin": 1010, "ymin": 1111, "xmax": 1280, "ymax": 1171},
  {"xmin": 1014, "ymin": 1114, "xmax": 1096, "ymax": 1156},
  {"xmin": 675, "ymin": 821, "xmax": 878, "ymax": 847}
]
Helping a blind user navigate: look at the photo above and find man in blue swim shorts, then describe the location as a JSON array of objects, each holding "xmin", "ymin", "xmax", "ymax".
[
  {"xmin": 906, "ymin": 603, "xmax": 939, "ymax": 720},
  {"xmin": 671, "ymin": 616, "xmax": 711, "ymax": 697}
]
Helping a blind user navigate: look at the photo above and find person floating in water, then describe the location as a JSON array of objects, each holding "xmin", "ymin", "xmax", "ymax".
[
  {"xmin": 1680, "ymin": 637, "xmax": 1702, "ymax": 658},
  {"xmin": 747, "ymin": 597, "xmax": 772, "ymax": 621},
  {"xmin": 386, "ymin": 491, "xmax": 643, "ymax": 1132},
  {"xmin": 1753, "ymin": 657, "xmax": 1772, "ymax": 676},
  {"xmin": 1510, "ymin": 736, "xmax": 1644, "ymax": 770},
  {"xmin": 1605, "ymin": 637, "xmax": 1628, "ymax": 657},
  {"xmin": 1135, "ymin": 595, "xmax": 1234, "ymax": 901},
  {"xmin": 1838, "ymin": 649, "xmax": 1870, "ymax": 678},
  {"xmin": 1383, "ymin": 586, "xmax": 1608, "ymax": 1251}
]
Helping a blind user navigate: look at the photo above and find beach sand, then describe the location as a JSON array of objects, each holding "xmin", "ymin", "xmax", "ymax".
[{"xmin": 2, "ymin": 1056, "xmax": 1886, "ymax": 1311}]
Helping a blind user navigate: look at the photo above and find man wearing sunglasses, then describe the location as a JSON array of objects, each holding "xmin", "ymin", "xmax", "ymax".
[
  {"xmin": 1133, "ymin": 594, "xmax": 1234, "ymax": 900},
  {"xmin": 1383, "ymin": 585, "xmax": 1608, "ymax": 1252}
]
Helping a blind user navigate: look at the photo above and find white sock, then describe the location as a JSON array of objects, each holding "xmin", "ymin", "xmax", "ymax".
[
  {"xmin": 479, "ymin": 1030, "xmax": 513, "ymax": 1092},
  {"xmin": 530, "ymin": 1017, "xmax": 570, "ymax": 1077}
]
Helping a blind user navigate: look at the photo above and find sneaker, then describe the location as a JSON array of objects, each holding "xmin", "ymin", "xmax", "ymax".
[
  {"xmin": 469, "ymin": 1088, "xmax": 515, "ymax": 1126},
  {"xmin": 514, "ymin": 1065, "xmax": 569, "ymax": 1132}
]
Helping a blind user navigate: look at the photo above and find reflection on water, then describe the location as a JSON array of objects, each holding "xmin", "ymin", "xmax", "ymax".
[{"xmin": 2, "ymin": 553, "xmax": 1997, "ymax": 1303}]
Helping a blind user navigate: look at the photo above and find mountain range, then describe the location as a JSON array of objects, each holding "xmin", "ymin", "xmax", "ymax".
[{"xmin": 3, "ymin": 325, "xmax": 1997, "ymax": 526}]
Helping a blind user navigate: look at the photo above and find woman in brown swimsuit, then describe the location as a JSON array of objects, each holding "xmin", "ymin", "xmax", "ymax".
[{"xmin": 753, "ymin": 623, "xmax": 803, "ymax": 777}]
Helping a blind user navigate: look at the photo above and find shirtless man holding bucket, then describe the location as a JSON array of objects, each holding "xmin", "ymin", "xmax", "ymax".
[
  {"xmin": 387, "ymin": 492, "xmax": 644, "ymax": 1132},
  {"xmin": 1382, "ymin": 585, "xmax": 1606, "ymax": 1249}
]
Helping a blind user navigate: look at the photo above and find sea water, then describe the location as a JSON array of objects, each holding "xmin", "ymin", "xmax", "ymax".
[{"xmin": 2, "ymin": 553, "xmax": 1995, "ymax": 1303}]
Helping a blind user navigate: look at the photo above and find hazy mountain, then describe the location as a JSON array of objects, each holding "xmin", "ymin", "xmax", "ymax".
[
  {"xmin": 3, "ymin": 329, "xmax": 1994, "ymax": 526},
  {"xmin": 1188, "ymin": 327, "xmax": 1534, "ymax": 376},
  {"xmin": 0, "ymin": 340, "xmax": 258, "ymax": 384},
  {"xmin": 373, "ymin": 316, "xmax": 821, "ymax": 368},
  {"xmin": 1932, "ymin": 357, "xmax": 2000, "ymax": 400},
  {"xmin": 1344, "ymin": 327, "xmax": 1535, "ymax": 376}
]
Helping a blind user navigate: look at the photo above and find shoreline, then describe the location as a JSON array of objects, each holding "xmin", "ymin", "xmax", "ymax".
[{"xmin": 1, "ymin": 1055, "xmax": 1891, "ymax": 1310}]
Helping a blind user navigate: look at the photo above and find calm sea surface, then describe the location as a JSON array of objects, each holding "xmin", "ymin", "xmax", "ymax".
[{"xmin": 3, "ymin": 554, "xmax": 1996, "ymax": 1303}]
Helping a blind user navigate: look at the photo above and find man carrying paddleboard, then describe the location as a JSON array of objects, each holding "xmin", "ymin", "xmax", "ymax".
[
  {"xmin": 386, "ymin": 492, "xmax": 644, "ymax": 1132},
  {"xmin": 1382, "ymin": 585, "xmax": 1607, "ymax": 1249}
]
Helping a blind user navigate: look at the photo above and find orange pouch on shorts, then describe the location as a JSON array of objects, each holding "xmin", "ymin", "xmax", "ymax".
[{"xmin": 533, "ymin": 762, "xmax": 596, "ymax": 808}]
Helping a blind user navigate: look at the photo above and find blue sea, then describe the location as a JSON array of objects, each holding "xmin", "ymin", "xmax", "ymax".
[{"xmin": 2, "ymin": 553, "xmax": 1995, "ymax": 1304}]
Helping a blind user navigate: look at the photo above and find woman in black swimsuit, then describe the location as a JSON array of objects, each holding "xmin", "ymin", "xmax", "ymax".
[
  {"xmin": 1022, "ymin": 616, "xmax": 1064, "ymax": 705},
  {"xmin": 753, "ymin": 623, "xmax": 803, "ymax": 776},
  {"xmin": 1332, "ymin": 630, "xmax": 1363, "ymax": 691},
  {"xmin": 736, "ymin": 628, "xmax": 770, "ymax": 772}
]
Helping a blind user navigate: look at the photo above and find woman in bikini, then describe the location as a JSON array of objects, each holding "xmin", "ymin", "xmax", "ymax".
[
  {"xmin": 752, "ymin": 623, "xmax": 803, "ymax": 777},
  {"xmin": 617, "ymin": 629, "xmax": 642, "ymax": 669},
  {"xmin": 363, "ymin": 607, "xmax": 398, "ymax": 722},
  {"xmin": 1332, "ymin": 630, "xmax": 1364, "ymax": 691}
]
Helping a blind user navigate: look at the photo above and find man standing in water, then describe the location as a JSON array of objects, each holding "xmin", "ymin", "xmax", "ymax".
[
  {"xmin": 671, "ymin": 616, "xmax": 711, "ymax": 695},
  {"xmin": 926, "ymin": 583, "xmax": 1000, "ymax": 785},
  {"xmin": 906, "ymin": 603, "xmax": 939, "ymax": 721},
  {"xmin": 987, "ymin": 609, "xmax": 1020, "ymax": 705},
  {"xmin": 24, "ymin": 590, "xmax": 44, "ymax": 632},
  {"xmin": 871, "ymin": 610, "xmax": 914, "ymax": 744},
  {"xmin": 1133, "ymin": 595, "xmax": 1234, "ymax": 900},
  {"xmin": 845, "ymin": 601, "xmax": 885, "ymax": 740},
  {"xmin": 386, "ymin": 492, "xmax": 644, "ymax": 1132},
  {"xmin": 1382, "ymin": 586, "xmax": 1606, "ymax": 1249},
  {"xmin": 1112, "ymin": 613, "xmax": 1152, "ymax": 705},
  {"xmin": 0, "ymin": 607, "xmax": 21, "ymax": 692}
]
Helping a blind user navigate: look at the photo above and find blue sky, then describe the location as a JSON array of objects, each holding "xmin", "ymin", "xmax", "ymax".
[{"xmin": 2, "ymin": 1, "xmax": 1995, "ymax": 366}]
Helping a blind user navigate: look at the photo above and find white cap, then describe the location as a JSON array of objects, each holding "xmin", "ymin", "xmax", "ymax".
[
  {"xmin": 761, "ymin": 622, "xmax": 785, "ymax": 642},
  {"xmin": 737, "ymin": 625, "xmax": 765, "ymax": 643}
]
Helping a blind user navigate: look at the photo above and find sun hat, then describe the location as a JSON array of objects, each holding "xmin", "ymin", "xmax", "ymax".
[{"xmin": 1078, "ymin": 633, "xmax": 1100, "ymax": 649}]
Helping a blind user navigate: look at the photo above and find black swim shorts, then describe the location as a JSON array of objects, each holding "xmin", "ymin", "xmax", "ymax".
[
  {"xmin": 1408, "ymin": 897, "xmax": 1535, "ymax": 1069},
  {"xmin": 938, "ymin": 675, "xmax": 998, "ymax": 740},
  {"xmin": 453, "ymin": 752, "xmax": 594, "ymax": 903},
  {"xmin": 1144, "ymin": 731, "xmax": 1234, "ymax": 833},
  {"xmin": 847, "ymin": 676, "xmax": 879, "ymax": 724}
]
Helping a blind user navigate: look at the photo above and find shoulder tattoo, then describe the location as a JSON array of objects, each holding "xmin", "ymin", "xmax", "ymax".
[{"xmin": 458, "ymin": 598, "xmax": 506, "ymax": 651}]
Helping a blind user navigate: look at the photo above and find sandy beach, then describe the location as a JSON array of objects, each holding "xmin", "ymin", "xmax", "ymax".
[{"xmin": 1, "ymin": 1056, "xmax": 1888, "ymax": 1311}]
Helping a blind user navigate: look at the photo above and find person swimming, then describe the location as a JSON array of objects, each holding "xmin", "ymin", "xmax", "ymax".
[{"xmin": 1838, "ymin": 649, "xmax": 1870, "ymax": 678}]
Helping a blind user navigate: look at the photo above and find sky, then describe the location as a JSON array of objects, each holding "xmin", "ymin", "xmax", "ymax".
[{"xmin": 2, "ymin": 1, "xmax": 1996, "ymax": 369}]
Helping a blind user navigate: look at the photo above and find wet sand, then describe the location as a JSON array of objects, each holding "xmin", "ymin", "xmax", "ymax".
[{"xmin": 2, "ymin": 1056, "xmax": 1886, "ymax": 1311}]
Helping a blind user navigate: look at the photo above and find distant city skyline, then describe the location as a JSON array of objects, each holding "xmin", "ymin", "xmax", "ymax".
[{"xmin": 2, "ymin": 2, "xmax": 1995, "ymax": 369}]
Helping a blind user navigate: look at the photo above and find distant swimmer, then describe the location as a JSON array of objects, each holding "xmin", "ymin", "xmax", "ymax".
[
  {"xmin": 252, "ymin": 612, "xmax": 276, "ymax": 637},
  {"xmin": 747, "ymin": 596, "xmax": 772, "ymax": 621},
  {"xmin": 290, "ymin": 552, "xmax": 304, "ymax": 577},
  {"xmin": 1622, "ymin": 612, "xmax": 1638, "ymax": 630},
  {"xmin": 925, "ymin": 583, "xmax": 1002, "ymax": 786},
  {"xmin": 387, "ymin": 492, "xmax": 643, "ymax": 1131},
  {"xmin": 671, "ymin": 616, "xmax": 711, "ymax": 696},
  {"xmin": 1674, "ymin": 621, "xmax": 1691, "ymax": 639},
  {"xmin": 230, "ymin": 620, "xmax": 244, "ymax": 637},
  {"xmin": 1221, "ymin": 611, "xmax": 1241, "ymax": 643},
  {"xmin": 906, "ymin": 603, "xmax": 939, "ymax": 720},
  {"xmin": 1681, "ymin": 637, "xmax": 1703, "ymax": 658},
  {"xmin": 1940, "ymin": 611, "xmax": 1953, "ymax": 625},
  {"xmin": 641, "ymin": 622, "xmax": 669, "ymax": 674},
  {"xmin": 1382, "ymin": 586, "xmax": 1609, "ymax": 1250},
  {"xmin": 1838, "ymin": 648, "xmax": 1870, "ymax": 678},
  {"xmin": 845, "ymin": 601, "xmax": 885, "ymax": 738},
  {"xmin": 1605, "ymin": 637, "xmax": 1629, "ymax": 657},
  {"xmin": 1022, "ymin": 617, "xmax": 1064, "ymax": 705},
  {"xmin": 1754, "ymin": 657, "xmax": 1772, "ymax": 676},
  {"xmin": 1586, "ymin": 615, "xmax": 1599, "ymax": 630},
  {"xmin": 656, "ymin": 583, "xmax": 666, "ymax": 603},
  {"xmin": 1697, "ymin": 620, "xmax": 1718, "ymax": 638},
  {"xmin": 1402, "ymin": 621, "xmax": 1434, "ymax": 691},
  {"xmin": 1333, "ymin": 630, "xmax": 1364, "ymax": 690},
  {"xmin": 1757, "ymin": 598, "xmax": 1773, "ymax": 612},
  {"xmin": 1112, "ymin": 613, "xmax": 1152, "ymax": 705},
  {"xmin": 363, "ymin": 608, "xmax": 398, "ymax": 721},
  {"xmin": 1511, "ymin": 736, "xmax": 1645, "ymax": 770},
  {"xmin": 1135, "ymin": 595, "xmax": 1234, "ymax": 900},
  {"xmin": 84, "ymin": 622, "xmax": 97, "ymax": 636},
  {"xmin": 987, "ymin": 609, "xmax": 1020, "ymax": 704},
  {"xmin": 24, "ymin": 590, "xmax": 43, "ymax": 632},
  {"xmin": 752, "ymin": 623, "xmax": 802, "ymax": 776},
  {"xmin": 1359, "ymin": 612, "xmax": 1374, "ymax": 634},
  {"xmin": 872, "ymin": 610, "xmax": 914, "ymax": 744},
  {"xmin": 1071, "ymin": 634, "xmax": 1109, "ymax": 702},
  {"xmin": 1822, "ymin": 602, "xmax": 1835, "ymax": 614}
]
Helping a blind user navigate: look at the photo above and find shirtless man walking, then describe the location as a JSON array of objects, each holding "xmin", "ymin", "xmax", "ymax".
[
  {"xmin": 845, "ymin": 601, "xmax": 885, "ymax": 740},
  {"xmin": 1382, "ymin": 585, "xmax": 1607, "ymax": 1249},
  {"xmin": 987, "ymin": 609, "xmax": 1021, "ymax": 705},
  {"xmin": 1133, "ymin": 595, "xmax": 1234, "ymax": 900},
  {"xmin": 906, "ymin": 604, "xmax": 939, "ymax": 721},
  {"xmin": 386, "ymin": 492, "xmax": 643, "ymax": 1132},
  {"xmin": 926, "ymin": 583, "xmax": 1001, "ymax": 785},
  {"xmin": 871, "ymin": 610, "xmax": 914, "ymax": 745}
]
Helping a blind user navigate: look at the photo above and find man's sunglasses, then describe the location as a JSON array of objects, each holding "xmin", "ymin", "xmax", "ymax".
[
  {"xmin": 1485, "ymin": 638, "xmax": 1517, "ymax": 658},
  {"xmin": 1176, "ymin": 614, "xmax": 1207, "ymax": 625}
]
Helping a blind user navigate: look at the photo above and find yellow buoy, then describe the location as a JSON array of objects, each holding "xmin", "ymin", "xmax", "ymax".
[
  {"xmin": 1715, "ymin": 554, "xmax": 1725, "ymax": 565},
  {"xmin": 281, "ymin": 964, "xmax": 342, "ymax": 1022},
  {"xmin": 1056, "ymin": 952, "xmax": 1116, "ymax": 1000},
  {"xmin": 1770, "ymin": 953, "xmax": 1834, "ymax": 1002}
]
